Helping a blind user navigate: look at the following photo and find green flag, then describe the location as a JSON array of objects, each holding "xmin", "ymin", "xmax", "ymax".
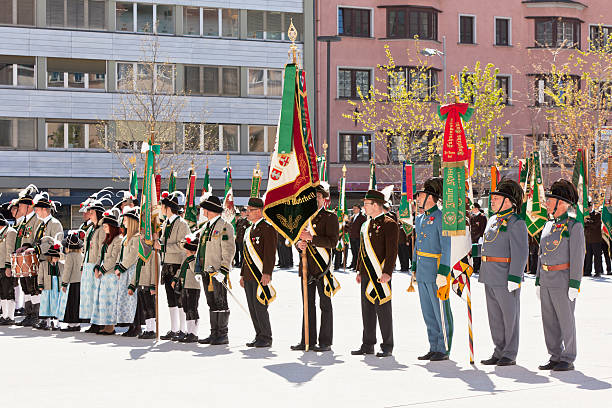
[
  {"xmin": 201, "ymin": 165, "xmax": 211, "ymax": 196},
  {"xmin": 251, "ymin": 166, "xmax": 262, "ymax": 198},
  {"xmin": 317, "ymin": 155, "xmax": 328, "ymax": 183},
  {"xmin": 168, "ymin": 169, "xmax": 176, "ymax": 193},
  {"xmin": 223, "ymin": 165, "xmax": 236, "ymax": 231},
  {"xmin": 572, "ymin": 149, "xmax": 589, "ymax": 225},
  {"xmin": 138, "ymin": 141, "xmax": 160, "ymax": 261},
  {"xmin": 184, "ymin": 167, "xmax": 198, "ymax": 229},
  {"xmin": 129, "ymin": 168, "xmax": 138, "ymax": 198},
  {"xmin": 399, "ymin": 161, "xmax": 414, "ymax": 235},
  {"xmin": 525, "ymin": 152, "xmax": 548, "ymax": 239}
]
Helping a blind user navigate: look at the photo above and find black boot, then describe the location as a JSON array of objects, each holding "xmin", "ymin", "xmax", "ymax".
[
  {"xmin": 30, "ymin": 303, "xmax": 40, "ymax": 328},
  {"xmin": 211, "ymin": 311, "xmax": 229, "ymax": 345},
  {"xmin": 198, "ymin": 311, "xmax": 217, "ymax": 344},
  {"xmin": 85, "ymin": 324, "xmax": 101, "ymax": 334},
  {"xmin": 17, "ymin": 301, "xmax": 32, "ymax": 326}
]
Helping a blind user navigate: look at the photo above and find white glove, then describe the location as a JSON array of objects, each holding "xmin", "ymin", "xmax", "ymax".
[
  {"xmin": 508, "ymin": 281, "xmax": 520, "ymax": 292},
  {"xmin": 535, "ymin": 286, "xmax": 540, "ymax": 301},
  {"xmin": 436, "ymin": 274, "xmax": 448, "ymax": 288},
  {"xmin": 213, "ymin": 272, "xmax": 225, "ymax": 283},
  {"xmin": 195, "ymin": 274, "xmax": 202, "ymax": 284},
  {"xmin": 568, "ymin": 287, "xmax": 579, "ymax": 302}
]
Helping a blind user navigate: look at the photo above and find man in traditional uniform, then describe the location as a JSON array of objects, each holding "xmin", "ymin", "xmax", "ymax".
[
  {"xmin": 292, "ymin": 183, "xmax": 339, "ymax": 352},
  {"xmin": 480, "ymin": 179, "xmax": 528, "ymax": 366},
  {"xmin": 196, "ymin": 195, "xmax": 235, "ymax": 345},
  {"xmin": 155, "ymin": 191, "xmax": 190, "ymax": 341},
  {"xmin": 536, "ymin": 180, "xmax": 584, "ymax": 371},
  {"xmin": 240, "ymin": 197, "xmax": 277, "ymax": 348},
  {"xmin": 234, "ymin": 207, "xmax": 250, "ymax": 268},
  {"xmin": 14, "ymin": 185, "xmax": 43, "ymax": 327},
  {"xmin": 412, "ymin": 178, "xmax": 453, "ymax": 361},
  {"xmin": 0, "ymin": 214, "xmax": 17, "ymax": 325},
  {"xmin": 583, "ymin": 203, "xmax": 603, "ymax": 277},
  {"xmin": 351, "ymin": 189, "xmax": 398, "ymax": 357},
  {"xmin": 31, "ymin": 192, "xmax": 64, "ymax": 329},
  {"xmin": 348, "ymin": 204, "xmax": 366, "ymax": 270}
]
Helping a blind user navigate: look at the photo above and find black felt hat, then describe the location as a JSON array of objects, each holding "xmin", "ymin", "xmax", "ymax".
[
  {"xmin": 490, "ymin": 179, "xmax": 524, "ymax": 209},
  {"xmin": 200, "ymin": 196, "xmax": 223, "ymax": 213},
  {"xmin": 546, "ymin": 179, "xmax": 578, "ymax": 205},
  {"xmin": 247, "ymin": 197, "xmax": 264, "ymax": 208},
  {"xmin": 415, "ymin": 177, "xmax": 443, "ymax": 200}
]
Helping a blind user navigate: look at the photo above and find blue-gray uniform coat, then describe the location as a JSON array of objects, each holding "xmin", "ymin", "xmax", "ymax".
[
  {"xmin": 479, "ymin": 208, "xmax": 528, "ymax": 361},
  {"xmin": 412, "ymin": 205, "xmax": 453, "ymax": 354},
  {"xmin": 536, "ymin": 212, "xmax": 584, "ymax": 364}
]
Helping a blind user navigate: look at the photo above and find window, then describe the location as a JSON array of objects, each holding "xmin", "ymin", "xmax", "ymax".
[
  {"xmin": 496, "ymin": 136, "xmax": 510, "ymax": 160},
  {"xmin": 387, "ymin": 7, "xmax": 438, "ymax": 40},
  {"xmin": 339, "ymin": 133, "xmax": 371, "ymax": 163},
  {"xmin": 338, "ymin": 7, "xmax": 371, "ymax": 37},
  {"xmin": 0, "ymin": 117, "xmax": 36, "ymax": 149},
  {"xmin": 537, "ymin": 136, "xmax": 560, "ymax": 166},
  {"xmin": 46, "ymin": 58, "xmax": 106, "ymax": 90},
  {"xmin": 248, "ymin": 68, "xmax": 283, "ymax": 97},
  {"xmin": 386, "ymin": 133, "xmax": 406, "ymax": 164},
  {"xmin": 496, "ymin": 75, "xmax": 510, "ymax": 104},
  {"xmin": 338, "ymin": 68, "xmax": 370, "ymax": 99},
  {"xmin": 115, "ymin": 121, "xmax": 176, "ymax": 151},
  {"xmin": 115, "ymin": 3, "xmax": 174, "ymax": 34},
  {"xmin": 183, "ymin": 6, "xmax": 200, "ymax": 36},
  {"xmin": 182, "ymin": 123, "xmax": 238, "ymax": 152},
  {"xmin": 45, "ymin": 0, "xmax": 106, "ymax": 29},
  {"xmin": 0, "ymin": 0, "xmax": 35, "ymax": 26},
  {"xmin": 590, "ymin": 25, "xmax": 612, "ymax": 51},
  {"xmin": 0, "ymin": 56, "xmax": 35, "ymax": 87},
  {"xmin": 181, "ymin": 7, "xmax": 238, "ymax": 37},
  {"xmin": 591, "ymin": 81, "xmax": 612, "ymax": 110},
  {"xmin": 459, "ymin": 15, "xmax": 475, "ymax": 44},
  {"xmin": 117, "ymin": 62, "xmax": 175, "ymax": 93},
  {"xmin": 222, "ymin": 9, "xmax": 239, "ymax": 37},
  {"xmin": 533, "ymin": 74, "xmax": 580, "ymax": 106},
  {"xmin": 248, "ymin": 125, "xmax": 277, "ymax": 152},
  {"xmin": 535, "ymin": 18, "xmax": 580, "ymax": 48},
  {"xmin": 389, "ymin": 67, "xmax": 438, "ymax": 99},
  {"xmin": 495, "ymin": 18, "xmax": 510, "ymax": 46},
  {"xmin": 46, "ymin": 121, "xmax": 105, "ymax": 150},
  {"xmin": 247, "ymin": 11, "xmax": 304, "ymax": 41},
  {"xmin": 184, "ymin": 65, "xmax": 239, "ymax": 96}
]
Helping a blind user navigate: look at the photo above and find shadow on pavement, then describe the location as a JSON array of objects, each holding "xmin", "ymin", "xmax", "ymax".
[
  {"xmin": 551, "ymin": 370, "xmax": 612, "ymax": 390},
  {"xmin": 362, "ymin": 355, "xmax": 409, "ymax": 371},
  {"xmin": 417, "ymin": 361, "xmax": 499, "ymax": 393},
  {"xmin": 240, "ymin": 347, "xmax": 278, "ymax": 360},
  {"xmin": 493, "ymin": 364, "xmax": 550, "ymax": 385},
  {"xmin": 264, "ymin": 362, "xmax": 323, "ymax": 385}
]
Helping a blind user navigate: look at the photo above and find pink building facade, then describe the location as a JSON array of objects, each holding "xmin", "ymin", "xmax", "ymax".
[{"xmin": 314, "ymin": 0, "xmax": 611, "ymax": 199}]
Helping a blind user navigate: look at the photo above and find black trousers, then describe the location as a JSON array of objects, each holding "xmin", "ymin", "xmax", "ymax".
[
  {"xmin": 0, "ymin": 270, "xmax": 16, "ymax": 300},
  {"xmin": 333, "ymin": 248, "xmax": 345, "ymax": 270},
  {"xmin": 244, "ymin": 279, "xmax": 272, "ymax": 342},
  {"xmin": 584, "ymin": 242, "xmax": 603, "ymax": 276},
  {"xmin": 161, "ymin": 264, "xmax": 182, "ymax": 308},
  {"xmin": 234, "ymin": 241, "xmax": 244, "ymax": 267},
  {"xmin": 360, "ymin": 278, "xmax": 394, "ymax": 352},
  {"xmin": 398, "ymin": 243, "xmax": 411, "ymax": 271},
  {"xmin": 603, "ymin": 241, "xmax": 611, "ymax": 273},
  {"xmin": 203, "ymin": 274, "xmax": 228, "ymax": 311},
  {"xmin": 299, "ymin": 277, "xmax": 333, "ymax": 346},
  {"xmin": 137, "ymin": 289, "xmax": 156, "ymax": 322},
  {"xmin": 277, "ymin": 242, "xmax": 293, "ymax": 268},
  {"xmin": 349, "ymin": 239, "xmax": 360, "ymax": 268},
  {"xmin": 180, "ymin": 288, "xmax": 200, "ymax": 321},
  {"xmin": 20, "ymin": 276, "xmax": 38, "ymax": 296}
]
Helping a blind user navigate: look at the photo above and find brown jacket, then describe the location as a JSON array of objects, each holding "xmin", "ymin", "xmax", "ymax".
[
  {"xmin": 357, "ymin": 213, "xmax": 399, "ymax": 277},
  {"xmin": 235, "ymin": 217, "xmax": 250, "ymax": 243},
  {"xmin": 584, "ymin": 211, "xmax": 602, "ymax": 244},
  {"xmin": 298, "ymin": 208, "xmax": 339, "ymax": 277},
  {"xmin": 348, "ymin": 212, "xmax": 367, "ymax": 240},
  {"xmin": 241, "ymin": 219, "xmax": 278, "ymax": 280},
  {"xmin": 469, "ymin": 211, "xmax": 487, "ymax": 243}
]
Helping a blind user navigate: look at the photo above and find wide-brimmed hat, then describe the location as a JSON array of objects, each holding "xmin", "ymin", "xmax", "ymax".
[
  {"xmin": 415, "ymin": 177, "xmax": 443, "ymax": 201},
  {"xmin": 80, "ymin": 187, "xmax": 113, "ymax": 213},
  {"xmin": 200, "ymin": 195, "xmax": 223, "ymax": 213},
  {"xmin": 161, "ymin": 191, "xmax": 186, "ymax": 211},
  {"xmin": 545, "ymin": 179, "xmax": 578, "ymax": 205},
  {"xmin": 43, "ymin": 238, "xmax": 62, "ymax": 257},
  {"xmin": 122, "ymin": 206, "xmax": 141, "ymax": 222},
  {"xmin": 114, "ymin": 190, "xmax": 139, "ymax": 209},
  {"xmin": 182, "ymin": 233, "xmax": 199, "ymax": 252},
  {"xmin": 315, "ymin": 181, "xmax": 330, "ymax": 198},
  {"xmin": 101, "ymin": 208, "xmax": 122, "ymax": 228},
  {"xmin": 17, "ymin": 184, "xmax": 39, "ymax": 206},
  {"xmin": 490, "ymin": 179, "xmax": 524, "ymax": 209},
  {"xmin": 62, "ymin": 230, "xmax": 84, "ymax": 250},
  {"xmin": 33, "ymin": 192, "xmax": 60, "ymax": 212},
  {"xmin": 247, "ymin": 197, "xmax": 264, "ymax": 208}
]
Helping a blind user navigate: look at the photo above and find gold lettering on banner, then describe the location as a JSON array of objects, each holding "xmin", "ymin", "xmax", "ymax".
[{"xmin": 277, "ymin": 214, "xmax": 303, "ymax": 232}]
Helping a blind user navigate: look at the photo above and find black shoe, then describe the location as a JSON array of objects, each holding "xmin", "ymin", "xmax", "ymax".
[
  {"xmin": 538, "ymin": 360, "xmax": 558, "ymax": 370},
  {"xmin": 254, "ymin": 340, "xmax": 272, "ymax": 348},
  {"xmin": 246, "ymin": 339, "xmax": 258, "ymax": 347},
  {"xmin": 121, "ymin": 326, "xmax": 139, "ymax": 337},
  {"xmin": 211, "ymin": 334, "xmax": 228, "ymax": 345},
  {"xmin": 496, "ymin": 357, "xmax": 516, "ymax": 366},
  {"xmin": 15, "ymin": 308, "xmax": 25, "ymax": 316},
  {"xmin": 60, "ymin": 326, "xmax": 80, "ymax": 332},
  {"xmin": 430, "ymin": 352, "xmax": 449, "ymax": 361},
  {"xmin": 313, "ymin": 345, "xmax": 331, "ymax": 352},
  {"xmin": 84, "ymin": 324, "xmax": 100, "ymax": 334},
  {"xmin": 172, "ymin": 331, "xmax": 186, "ymax": 342},
  {"xmin": 19, "ymin": 316, "xmax": 33, "ymax": 327},
  {"xmin": 552, "ymin": 361, "xmax": 574, "ymax": 371},
  {"xmin": 35, "ymin": 320, "xmax": 48, "ymax": 330},
  {"xmin": 98, "ymin": 329, "xmax": 116, "ymax": 335},
  {"xmin": 160, "ymin": 331, "xmax": 177, "ymax": 340},
  {"xmin": 376, "ymin": 350, "xmax": 392, "ymax": 357},
  {"xmin": 138, "ymin": 331, "xmax": 155, "ymax": 339},
  {"xmin": 0, "ymin": 317, "xmax": 5, "ymax": 324},
  {"xmin": 481, "ymin": 356, "xmax": 500, "ymax": 365},
  {"xmin": 0, "ymin": 318, "xmax": 15, "ymax": 326},
  {"xmin": 290, "ymin": 343, "xmax": 306, "ymax": 351},
  {"xmin": 418, "ymin": 351, "xmax": 435, "ymax": 360},
  {"xmin": 179, "ymin": 333, "xmax": 199, "ymax": 343},
  {"xmin": 198, "ymin": 335, "xmax": 214, "ymax": 345},
  {"xmin": 351, "ymin": 347, "xmax": 374, "ymax": 355}
]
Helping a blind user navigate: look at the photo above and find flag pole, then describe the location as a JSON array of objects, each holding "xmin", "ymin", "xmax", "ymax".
[{"xmin": 150, "ymin": 118, "xmax": 160, "ymax": 342}]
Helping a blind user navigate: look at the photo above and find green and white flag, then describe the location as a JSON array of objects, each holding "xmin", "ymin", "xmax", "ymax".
[
  {"xmin": 168, "ymin": 169, "xmax": 176, "ymax": 193},
  {"xmin": 184, "ymin": 167, "xmax": 198, "ymax": 229},
  {"xmin": 201, "ymin": 164, "xmax": 211, "ymax": 196},
  {"xmin": 138, "ymin": 140, "xmax": 160, "ymax": 261},
  {"xmin": 572, "ymin": 149, "xmax": 589, "ymax": 225},
  {"xmin": 336, "ymin": 175, "xmax": 349, "ymax": 251},
  {"xmin": 317, "ymin": 155, "xmax": 328, "ymax": 183},
  {"xmin": 525, "ymin": 152, "xmax": 548, "ymax": 239},
  {"xmin": 399, "ymin": 161, "xmax": 414, "ymax": 235},
  {"xmin": 223, "ymin": 165, "xmax": 236, "ymax": 230},
  {"xmin": 129, "ymin": 167, "xmax": 138, "ymax": 198}
]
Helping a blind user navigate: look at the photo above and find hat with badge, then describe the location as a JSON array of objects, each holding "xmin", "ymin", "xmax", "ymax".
[
  {"xmin": 200, "ymin": 195, "xmax": 223, "ymax": 213},
  {"xmin": 33, "ymin": 191, "xmax": 60, "ymax": 212},
  {"xmin": 182, "ymin": 233, "xmax": 199, "ymax": 252},
  {"xmin": 247, "ymin": 197, "xmax": 264, "ymax": 208},
  {"xmin": 122, "ymin": 206, "xmax": 141, "ymax": 222},
  {"xmin": 101, "ymin": 208, "xmax": 122, "ymax": 228},
  {"xmin": 80, "ymin": 187, "xmax": 112, "ymax": 213},
  {"xmin": 62, "ymin": 230, "xmax": 85, "ymax": 250},
  {"xmin": 490, "ymin": 178, "xmax": 524, "ymax": 210},
  {"xmin": 42, "ymin": 237, "xmax": 62, "ymax": 257},
  {"xmin": 114, "ymin": 190, "xmax": 139, "ymax": 209},
  {"xmin": 17, "ymin": 184, "xmax": 39, "ymax": 206},
  {"xmin": 416, "ymin": 177, "xmax": 443, "ymax": 201},
  {"xmin": 315, "ymin": 181, "xmax": 330, "ymax": 198},
  {"xmin": 545, "ymin": 179, "xmax": 578, "ymax": 205},
  {"xmin": 161, "ymin": 191, "xmax": 186, "ymax": 211}
]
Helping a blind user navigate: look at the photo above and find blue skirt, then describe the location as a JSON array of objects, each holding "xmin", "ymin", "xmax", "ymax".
[
  {"xmin": 79, "ymin": 263, "xmax": 96, "ymax": 320},
  {"xmin": 115, "ymin": 265, "xmax": 137, "ymax": 324},
  {"xmin": 39, "ymin": 276, "xmax": 61, "ymax": 318},
  {"xmin": 91, "ymin": 272, "xmax": 119, "ymax": 326}
]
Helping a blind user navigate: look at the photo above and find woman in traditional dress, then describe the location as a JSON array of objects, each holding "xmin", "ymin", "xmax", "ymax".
[
  {"xmin": 114, "ymin": 207, "xmax": 140, "ymax": 333},
  {"xmin": 90, "ymin": 208, "xmax": 123, "ymax": 335},
  {"xmin": 37, "ymin": 238, "xmax": 63, "ymax": 331},
  {"xmin": 58, "ymin": 230, "xmax": 84, "ymax": 331}
]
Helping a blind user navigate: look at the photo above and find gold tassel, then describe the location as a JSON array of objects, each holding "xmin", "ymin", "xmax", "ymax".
[
  {"xmin": 406, "ymin": 273, "xmax": 416, "ymax": 293},
  {"xmin": 208, "ymin": 274, "xmax": 214, "ymax": 291}
]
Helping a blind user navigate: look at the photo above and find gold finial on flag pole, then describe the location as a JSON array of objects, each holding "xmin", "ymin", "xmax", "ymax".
[
  {"xmin": 288, "ymin": 19, "xmax": 300, "ymax": 67},
  {"xmin": 342, "ymin": 164, "xmax": 347, "ymax": 177},
  {"xmin": 452, "ymin": 75, "xmax": 461, "ymax": 103},
  {"xmin": 226, "ymin": 153, "xmax": 230, "ymax": 167}
]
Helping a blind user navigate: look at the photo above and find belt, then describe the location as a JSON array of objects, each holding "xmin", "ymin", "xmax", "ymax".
[
  {"xmin": 482, "ymin": 256, "xmax": 510, "ymax": 263},
  {"xmin": 542, "ymin": 263, "xmax": 570, "ymax": 271},
  {"xmin": 416, "ymin": 251, "xmax": 441, "ymax": 259}
]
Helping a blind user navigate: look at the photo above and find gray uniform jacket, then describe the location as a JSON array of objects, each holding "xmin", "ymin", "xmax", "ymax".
[
  {"xmin": 197, "ymin": 216, "xmax": 235, "ymax": 275},
  {"xmin": 478, "ymin": 209, "xmax": 528, "ymax": 287},
  {"xmin": 35, "ymin": 216, "xmax": 64, "ymax": 262},
  {"xmin": 116, "ymin": 234, "xmax": 141, "ymax": 273},
  {"xmin": 17, "ymin": 212, "xmax": 42, "ymax": 248},
  {"xmin": 0, "ymin": 226, "xmax": 17, "ymax": 268},
  {"xmin": 536, "ymin": 214, "xmax": 585, "ymax": 290},
  {"xmin": 61, "ymin": 251, "xmax": 84, "ymax": 286},
  {"xmin": 98, "ymin": 235, "xmax": 122, "ymax": 275},
  {"xmin": 161, "ymin": 215, "xmax": 190, "ymax": 265},
  {"xmin": 174, "ymin": 255, "xmax": 198, "ymax": 290}
]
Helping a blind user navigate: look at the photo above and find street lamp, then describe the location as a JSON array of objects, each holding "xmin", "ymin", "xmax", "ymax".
[
  {"xmin": 317, "ymin": 35, "xmax": 342, "ymax": 181},
  {"xmin": 420, "ymin": 35, "xmax": 447, "ymax": 99}
]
